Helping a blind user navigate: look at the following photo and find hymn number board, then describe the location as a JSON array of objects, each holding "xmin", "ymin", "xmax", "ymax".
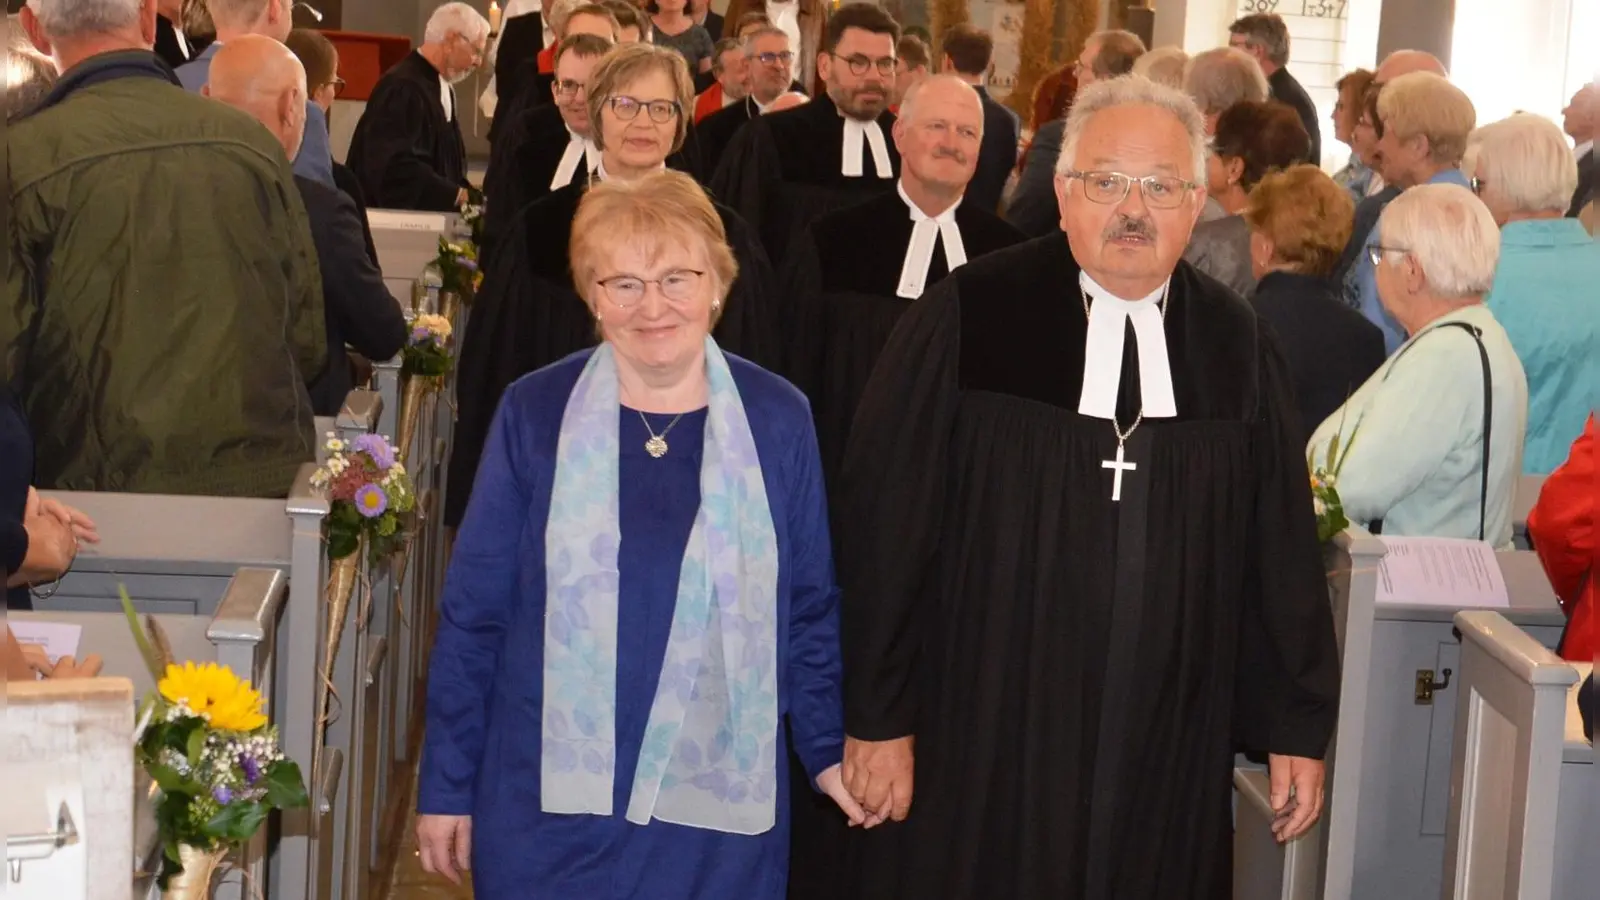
[{"xmin": 1237, "ymin": 0, "xmax": 1352, "ymax": 167}]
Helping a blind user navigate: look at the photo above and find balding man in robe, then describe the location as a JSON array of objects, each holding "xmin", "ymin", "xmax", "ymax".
[{"xmin": 208, "ymin": 37, "xmax": 408, "ymax": 415}]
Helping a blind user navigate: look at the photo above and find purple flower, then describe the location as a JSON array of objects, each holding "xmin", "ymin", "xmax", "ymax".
[
  {"xmin": 459, "ymin": 257, "xmax": 478, "ymax": 271},
  {"xmin": 213, "ymin": 785, "xmax": 233, "ymax": 805},
  {"xmin": 352, "ymin": 433, "xmax": 396, "ymax": 470},
  {"xmin": 411, "ymin": 325, "xmax": 431, "ymax": 342},
  {"xmin": 238, "ymin": 754, "xmax": 261, "ymax": 784},
  {"xmin": 354, "ymin": 484, "xmax": 389, "ymax": 518}
]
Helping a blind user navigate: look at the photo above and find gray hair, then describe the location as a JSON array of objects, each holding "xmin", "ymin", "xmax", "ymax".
[
  {"xmin": 24, "ymin": 0, "xmax": 141, "ymax": 38},
  {"xmin": 1466, "ymin": 113, "xmax": 1580, "ymax": 216},
  {"xmin": 424, "ymin": 1, "xmax": 490, "ymax": 46},
  {"xmin": 1056, "ymin": 74, "xmax": 1208, "ymax": 183},
  {"xmin": 1132, "ymin": 46, "xmax": 1188, "ymax": 90},
  {"xmin": 1228, "ymin": 13, "xmax": 1290, "ymax": 66},
  {"xmin": 742, "ymin": 25, "xmax": 788, "ymax": 54},
  {"xmin": 1183, "ymin": 46, "xmax": 1268, "ymax": 116},
  {"xmin": 1378, "ymin": 183, "xmax": 1501, "ymax": 298},
  {"xmin": 6, "ymin": 47, "xmax": 56, "ymax": 119}
]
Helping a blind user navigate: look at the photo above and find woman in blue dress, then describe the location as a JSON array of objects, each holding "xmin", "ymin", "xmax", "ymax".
[{"xmin": 417, "ymin": 169, "xmax": 862, "ymax": 897}]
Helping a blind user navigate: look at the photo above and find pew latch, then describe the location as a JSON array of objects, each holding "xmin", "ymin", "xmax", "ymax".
[
  {"xmin": 5, "ymin": 801, "xmax": 79, "ymax": 882},
  {"xmin": 1414, "ymin": 667, "xmax": 1454, "ymax": 705}
]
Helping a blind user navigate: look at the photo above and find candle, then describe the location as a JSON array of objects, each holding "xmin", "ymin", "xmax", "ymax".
[{"xmin": 489, "ymin": 1, "xmax": 502, "ymax": 33}]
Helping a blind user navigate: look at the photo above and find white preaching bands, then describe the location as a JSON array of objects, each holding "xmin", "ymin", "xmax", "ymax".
[
  {"xmin": 895, "ymin": 181, "xmax": 967, "ymax": 299},
  {"xmin": 1077, "ymin": 272, "xmax": 1177, "ymax": 423},
  {"xmin": 841, "ymin": 117, "xmax": 894, "ymax": 179},
  {"xmin": 552, "ymin": 130, "xmax": 601, "ymax": 189},
  {"xmin": 439, "ymin": 77, "xmax": 458, "ymax": 123}
]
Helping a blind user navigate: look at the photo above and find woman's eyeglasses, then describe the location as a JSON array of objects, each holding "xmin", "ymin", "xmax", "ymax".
[
  {"xmin": 832, "ymin": 53, "xmax": 896, "ymax": 77},
  {"xmin": 597, "ymin": 270, "xmax": 706, "ymax": 307},
  {"xmin": 607, "ymin": 96, "xmax": 681, "ymax": 124},
  {"xmin": 321, "ymin": 76, "xmax": 347, "ymax": 97}
]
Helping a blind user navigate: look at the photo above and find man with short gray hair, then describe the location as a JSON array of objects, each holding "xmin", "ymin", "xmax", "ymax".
[
  {"xmin": 174, "ymin": 0, "xmax": 334, "ymax": 185},
  {"xmin": 692, "ymin": 25, "xmax": 793, "ymax": 179},
  {"xmin": 10, "ymin": 0, "xmax": 326, "ymax": 497},
  {"xmin": 1228, "ymin": 12, "xmax": 1320, "ymax": 163},
  {"xmin": 838, "ymin": 73, "xmax": 1339, "ymax": 899},
  {"xmin": 1183, "ymin": 46, "xmax": 1268, "ymax": 132},
  {"xmin": 346, "ymin": 0, "xmax": 488, "ymax": 210}
]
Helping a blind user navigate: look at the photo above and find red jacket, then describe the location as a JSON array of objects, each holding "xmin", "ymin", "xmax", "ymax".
[
  {"xmin": 537, "ymin": 46, "xmax": 554, "ymax": 75},
  {"xmin": 1528, "ymin": 415, "xmax": 1598, "ymax": 662},
  {"xmin": 693, "ymin": 83, "xmax": 724, "ymax": 124}
]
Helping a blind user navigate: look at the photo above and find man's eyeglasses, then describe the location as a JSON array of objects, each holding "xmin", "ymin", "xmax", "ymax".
[
  {"xmin": 1367, "ymin": 244, "xmax": 1411, "ymax": 266},
  {"xmin": 1061, "ymin": 170, "xmax": 1196, "ymax": 210},
  {"xmin": 597, "ymin": 270, "xmax": 706, "ymax": 307},
  {"xmin": 554, "ymin": 79, "xmax": 587, "ymax": 98},
  {"xmin": 832, "ymin": 53, "xmax": 896, "ymax": 77},
  {"xmin": 753, "ymin": 50, "xmax": 794, "ymax": 67},
  {"xmin": 607, "ymin": 96, "xmax": 682, "ymax": 123}
]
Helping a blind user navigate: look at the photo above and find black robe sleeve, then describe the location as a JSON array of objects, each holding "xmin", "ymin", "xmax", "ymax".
[
  {"xmin": 710, "ymin": 205, "xmax": 782, "ymax": 371},
  {"xmin": 1233, "ymin": 328, "xmax": 1342, "ymax": 760},
  {"xmin": 837, "ymin": 281, "xmax": 963, "ymax": 740},
  {"xmin": 777, "ymin": 226, "xmax": 825, "ymax": 397},
  {"xmin": 708, "ymin": 119, "xmax": 778, "ymax": 236},
  {"xmin": 353, "ymin": 86, "xmax": 464, "ymax": 212}
]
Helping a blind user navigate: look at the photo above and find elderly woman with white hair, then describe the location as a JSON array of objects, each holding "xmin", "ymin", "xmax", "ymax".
[
  {"xmin": 419, "ymin": 169, "xmax": 859, "ymax": 896},
  {"xmin": 345, "ymin": 1, "xmax": 490, "ymax": 210},
  {"xmin": 1308, "ymin": 184, "xmax": 1529, "ymax": 545},
  {"xmin": 1467, "ymin": 113, "xmax": 1600, "ymax": 476}
]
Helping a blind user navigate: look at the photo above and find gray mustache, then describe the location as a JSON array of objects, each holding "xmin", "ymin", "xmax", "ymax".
[
  {"xmin": 934, "ymin": 147, "xmax": 968, "ymax": 165},
  {"xmin": 1103, "ymin": 215, "xmax": 1156, "ymax": 241}
]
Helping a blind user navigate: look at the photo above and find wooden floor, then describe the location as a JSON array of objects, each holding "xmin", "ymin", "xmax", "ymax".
[{"xmin": 385, "ymin": 803, "xmax": 474, "ymax": 899}]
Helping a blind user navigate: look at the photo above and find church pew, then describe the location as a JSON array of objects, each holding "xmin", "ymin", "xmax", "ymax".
[
  {"xmin": 366, "ymin": 209, "xmax": 457, "ymax": 308},
  {"xmin": 4, "ymin": 677, "xmax": 135, "ymax": 900},
  {"xmin": 1512, "ymin": 473, "xmax": 1543, "ymax": 551},
  {"xmin": 1234, "ymin": 530, "xmax": 1570, "ymax": 900},
  {"xmin": 1441, "ymin": 610, "xmax": 1584, "ymax": 899},
  {"xmin": 1549, "ymin": 662, "xmax": 1596, "ymax": 899}
]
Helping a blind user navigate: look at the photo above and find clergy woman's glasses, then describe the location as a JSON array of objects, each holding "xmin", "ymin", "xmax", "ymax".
[
  {"xmin": 322, "ymin": 76, "xmax": 347, "ymax": 97},
  {"xmin": 607, "ymin": 96, "xmax": 682, "ymax": 123},
  {"xmin": 597, "ymin": 270, "xmax": 706, "ymax": 307},
  {"xmin": 832, "ymin": 53, "xmax": 897, "ymax": 77},
  {"xmin": 1061, "ymin": 170, "xmax": 1196, "ymax": 210}
]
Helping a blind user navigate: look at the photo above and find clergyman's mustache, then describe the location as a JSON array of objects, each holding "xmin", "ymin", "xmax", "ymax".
[
  {"xmin": 1103, "ymin": 215, "xmax": 1156, "ymax": 242},
  {"xmin": 933, "ymin": 147, "xmax": 968, "ymax": 165}
]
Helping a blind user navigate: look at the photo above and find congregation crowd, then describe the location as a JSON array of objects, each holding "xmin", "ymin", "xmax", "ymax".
[{"xmin": 4, "ymin": 0, "xmax": 1596, "ymax": 897}]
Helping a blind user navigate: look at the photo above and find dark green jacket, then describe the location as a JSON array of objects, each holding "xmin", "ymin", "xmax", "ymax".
[{"xmin": 6, "ymin": 52, "xmax": 325, "ymax": 497}]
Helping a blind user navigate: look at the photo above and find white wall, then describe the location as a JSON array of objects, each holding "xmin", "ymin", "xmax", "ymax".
[{"xmin": 1451, "ymin": 0, "xmax": 1596, "ymax": 129}]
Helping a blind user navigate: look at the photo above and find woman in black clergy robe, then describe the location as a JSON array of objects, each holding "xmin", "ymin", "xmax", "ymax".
[
  {"xmin": 448, "ymin": 44, "xmax": 780, "ymax": 528},
  {"xmin": 783, "ymin": 189, "xmax": 1023, "ymax": 503},
  {"xmin": 835, "ymin": 232, "xmax": 1340, "ymax": 898}
]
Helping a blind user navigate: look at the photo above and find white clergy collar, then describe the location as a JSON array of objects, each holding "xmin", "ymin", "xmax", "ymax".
[
  {"xmin": 895, "ymin": 181, "xmax": 966, "ymax": 299},
  {"xmin": 593, "ymin": 160, "xmax": 666, "ymax": 182},
  {"xmin": 551, "ymin": 129, "xmax": 600, "ymax": 189},
  {"xmin": 1576, "ymin": 140, "xmax": 1594, "ymax": 159},
  {"xmin": 841, "ymin": 115, "xmax": 893, "ymax": 179},
  {"xmin": 439, "ymin": 76, "xmax": 457, "ymax": 122},
  {"xmin": 1076, "ymin": 272, "xmax": 1178, "ymax": 421}
]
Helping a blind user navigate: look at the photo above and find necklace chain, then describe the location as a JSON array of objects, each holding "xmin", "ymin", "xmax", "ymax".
[
  {"xmin": 1080, "ymin": 281, "xmax": 1170, "ymax": 444},
  {"xmin": 638, "ymin": 410, "xmax": 686, "ymax": 458}
]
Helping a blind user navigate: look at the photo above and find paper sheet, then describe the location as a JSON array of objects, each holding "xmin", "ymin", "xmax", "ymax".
[
  {"xmin": 9, "ymin": 621, "xmax": 83, "ymax": 666},
  {"xmin": 1375, "ymin": 536, "xmax": 1510, "ymax": 608}
]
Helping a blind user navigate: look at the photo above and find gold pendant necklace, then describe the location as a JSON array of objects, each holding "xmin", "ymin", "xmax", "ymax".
[{"xmin": 639, "ymin": 410, "xmax": 686, "ymax": 458}]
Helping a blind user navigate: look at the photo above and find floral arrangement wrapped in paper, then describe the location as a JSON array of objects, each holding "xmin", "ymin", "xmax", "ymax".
[
  {"xmin": 434, "ymin": 236, "xmax": 481, "ymax": 307},
  {"xmin": 460, "ymin": 196, "xmax": 485, "ymax": 249},
  {"xmin": 122, "ymin": 593, "xmax": 307, "ymax": 895},
  {"xmin": 1309, "ymin": 422, "xmax": 1359, "ymax": 544},
  {"xmin": 396, "ymin": 314, "xmax": 454, "ymax": 462}
]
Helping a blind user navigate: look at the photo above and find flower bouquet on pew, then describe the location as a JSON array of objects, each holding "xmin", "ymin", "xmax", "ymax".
[
  {"xmin": 120, "ymin": 590, "xmax": 307, "ymax": 898},
  {"xmin": 308, "ymin": 432, "xmax": 416, "ymax": 788},
  {"xmin": 434, "ymin": 236, "xmax": 479, "ymax": 320},
  {"xmin": 1309, "ymin": 420, "xmax": 1360, "ymax": 545},
  {"xmin": 396, "ymin": 313, "xmax": 454, "ymax": 464}
]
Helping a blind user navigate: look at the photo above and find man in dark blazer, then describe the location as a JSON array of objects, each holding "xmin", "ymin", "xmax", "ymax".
[
  {"xmin": 209, "ymin": 36, "xmax": 409, "ymax": 415},
  {"xmin": 938, "ymin": 24, "xmax": 1017, "ymax": 215},
  {"xmin": 1562, "ymin": 83, "xmax": 1595, "ymax": 217},
  {"xmin": 1228, "ymin": 12, "xmax": 1322, "ymax": 165}
]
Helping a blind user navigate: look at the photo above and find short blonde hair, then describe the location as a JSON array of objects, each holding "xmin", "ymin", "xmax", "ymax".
[
  {"xmin": 1132, "ymin": 46, "xmax": 1188, "ymax": 90},
  {"xmin": 1376, "ymin": 72, "xmax": 1476, "ymax": 166},
  {"xmin": 1378, "ymin": 183, "xmax": 1500, "ymax": 298},
  {"xmin": 1243, "ymin": 164, "xmax": 1354, "ymax": 277},
  {"xmin": 1466, "ymin": 113, "xmax": 1579, "ymax": 216},
  {"xmin": 570, "ymin": 170, "xmax": 738, "ymax": 325},
  {"xmin": 586, "ymin": 43, "xmax": 695, "ymax": 155}
]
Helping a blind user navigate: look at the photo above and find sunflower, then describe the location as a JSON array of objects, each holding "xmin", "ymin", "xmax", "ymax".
[{"xmin": 159, "ymin": 661, "xmax": 268, "ymax": 732}]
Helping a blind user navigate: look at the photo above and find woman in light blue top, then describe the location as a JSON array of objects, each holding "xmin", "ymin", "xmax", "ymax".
[
  {"xmin": 1310, "ymin": 184, "xmax": 1529, "ymax": 547},
  {"xmin": 1469, "ymin": 113, "xmax": 1600, "ymax": 475}
]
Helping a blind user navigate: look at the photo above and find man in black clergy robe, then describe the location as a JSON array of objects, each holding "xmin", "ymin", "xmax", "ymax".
[
  {"xmin": 345, "ymin": 3, "xmax": 488, "ymax": 211},
  {"xmin": 479, "ymin": 32, "xmax": 610, "ymax": 265},
  {"xmin": 691, "ymin": 26, "xmax": 803, "ymax": 183},
  {"xmin": 709, "ymin": 2, "xmax": 900, "ymax": 266},
  {"xmin": 446, "ymin": 47, "xmax": 781, "ymax": 529},
  {"xmin": 835, "ymin": 75, "xmax": 1341, "ymax": 900}
]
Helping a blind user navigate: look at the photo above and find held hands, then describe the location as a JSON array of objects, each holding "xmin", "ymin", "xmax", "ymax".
[
  {"xmin": 1268, "ymin": 754, "xmax": 1326, "ymax": 843},
  {"xmin": 842, "ymin": 735, "xmax": 915, "ymax": 828},
  {"xmin": 816, "ymin": 763, "xmax": 867, "ymax": 827},
  {"xmin": 417, "ymin": 814, "xmax": 472, "ymax": 885}
]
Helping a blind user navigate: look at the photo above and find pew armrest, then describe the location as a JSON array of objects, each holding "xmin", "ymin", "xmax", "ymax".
[
  {"xmin": 287, "ymin": 463, "xmax": 330, "ymax": 517},
  {"xmin": 1455, "ymin": 611, "xmax": 1580, "ymax": 687},
  {"xmin": 206, "ymin": 568, "xmax": 289, "ymax": 646},
  {"xmin": 337, "ymin": 389, "xmax": 384, "ymax": 434}
]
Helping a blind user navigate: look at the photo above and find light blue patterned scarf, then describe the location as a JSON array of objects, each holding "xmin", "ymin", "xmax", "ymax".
[{"xmin": 542, "ymin": 339, "xmax": 781, "ymax": 834}]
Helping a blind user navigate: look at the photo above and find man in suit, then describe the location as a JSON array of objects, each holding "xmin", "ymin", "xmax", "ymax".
[
  {"xmin": 1228, "ymin": 12, "xmax": 1322, "ymax": 165},
  {"xmin": 1562, "ymin": 83, "xmax": 1596, "ymax": 218},
  {"xmin": 1005, "ymin": 28, "xmax": 1144, "ymax": 236},
  {"xmin": 891, "ymin": 32, "xmax": 928, "ymax": 110},
  {"xmin": 174, "ymin": 0, "xmax": 334, "ymax": 185},
  {"xmin": 938, "ymin": 23, "xmax": 1017, "ymax": 214},
  {"xmin": 209, "ymin": 36, "xmax": 408, "ymax": 415}
]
